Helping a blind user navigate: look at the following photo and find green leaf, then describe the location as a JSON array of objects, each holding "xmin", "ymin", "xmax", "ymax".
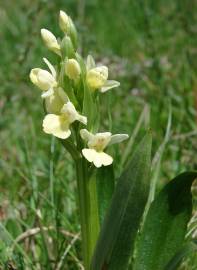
[
  {"xmin": 91, "ymin": 132, "xmax": 152, "ymax": 270},
  {"xmin": 96, "ymin": 165, "xmax": 115, "ymax": 224},
  {"xmin": 133, "ymin": 172, "xmax": 197, "ymax": 270},
  {"xmin": 164, "ymin": 241, "xmax": 197, "ymax": 270}
]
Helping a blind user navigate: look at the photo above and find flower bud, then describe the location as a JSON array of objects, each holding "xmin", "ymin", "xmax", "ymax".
[
  {"xmin": 60, "ymin": 36, "xmax": 75, "ymax": 59},
  {"xmin": 41, "ymin": 29, "xmax": 61, "ymax": 55},
  {"xmin": 30, "ymin": 68, "xmax": 57, "ymax": 91},
  {"xmin": 65, "ymin": 59, "xmax": 81, "ymax": 80},
  {"xmin": 59, "ymin": 10, "xmax": 78, "ymax": 49},
  {"xmin": 59, "ymin": 10, "xmax": 70, "ymax": 33},
  {"xmin": 86, "ymin": 66, "xmax": 108, "ymax": 89}
]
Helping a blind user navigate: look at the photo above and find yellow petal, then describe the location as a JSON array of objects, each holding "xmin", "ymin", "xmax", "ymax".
[
  {"xmin": 82, "ymin": 149, "xmax": 113, "ymax": 168},
  {"xmin": 93, "ymin": 153, "xmax": 103, "ymax": 168},
  {"xmin": 77, "ymin": 115, "xmax": 87, "ymax": 125},
  {"xmin": 82, "ymin": 148, "xmax": 97, "ymax": 163},
  {"xmin": 98, "ymin": 152, "xmax": 113, "ymax": 166},
  {"xmin": 100, "ymin": 80, "xmax": 120, "ymax": 93},
  {"xmin": 43, "ymin": 114, "xmax": 71, "ymax": 139},
  {"xmin": 86, "ymin": 66, "xmax": 108, "ymax": 89},
  {"xmin": 108, "ymin": 134, "xmax": 129, "ymax": 146},
  {"xmin": 93, "ymin": 152, "xmax": 113, "ymax": 168}
]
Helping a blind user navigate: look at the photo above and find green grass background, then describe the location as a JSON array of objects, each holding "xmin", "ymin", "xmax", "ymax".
[{"xmin": 0, "ymin": 0, "xmax": 197, "ymax": 268}]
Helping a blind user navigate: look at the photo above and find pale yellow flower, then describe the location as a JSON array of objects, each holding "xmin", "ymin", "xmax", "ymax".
[
  {"xmin": 30, "ymin": 58, "xmax": 68, "ymax": 114},
  {"xmin": 65, "ymin": 59, "xmax": 81, "ymax": 80},
  {"xmin": 87, "ymin": 66, "xmax": 108, "ymax": 89},
  {"xmin": 30, "ymin": 58, "xmax": 57, "ymax": 98},
  {"xmin": 41, "ymin": 29, "xmax": 61, "ymax": 55},
  {"xmin": 86, "ymin": 55, "xmax": 120, "ymax": 92},
  {"xmin": 80, "ymin": 129, "xmax": 129, "ymax": 167},
  {"xmin": 43, "ymin": 102, "xmax": 87, "ymax": 139}
]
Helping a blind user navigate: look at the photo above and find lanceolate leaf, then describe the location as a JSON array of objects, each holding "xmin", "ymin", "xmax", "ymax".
[
  {"xmin": 91, "ymin": 132, "xmax": 152, "ymax": 270},
  {"xmin": 133, "ymin": 172, "xmax": 197, "ymax": 270},
  {"xmin": 96, "ymin": 165, "xmax": 115, "ymax": 224}
]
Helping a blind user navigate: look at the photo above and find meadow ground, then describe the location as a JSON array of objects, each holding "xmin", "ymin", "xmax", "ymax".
[{"xmin": 0, "ymin": 0, "xmax": 197, "ymax": 269}]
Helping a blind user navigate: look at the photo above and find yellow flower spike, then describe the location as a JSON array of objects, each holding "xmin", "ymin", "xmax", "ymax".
[
  {"xmin": 65, "ymin": 59, "xmax": 81, "ymax": 80},
  {"xmin": 43, "ymin": 102, "xmax": 87, "ymax": 139},
  {"xmin": 80, "ymin": 129, "xmax": 129, "ymax": 167},
  {"xmin": 41, "ymin": 29, "xmax": 61, "ymax": 56}
]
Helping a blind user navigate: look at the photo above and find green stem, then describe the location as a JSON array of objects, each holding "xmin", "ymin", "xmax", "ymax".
[{"xmin": 75, "ymin": 158, "xmax": 100, "ymax": 270}]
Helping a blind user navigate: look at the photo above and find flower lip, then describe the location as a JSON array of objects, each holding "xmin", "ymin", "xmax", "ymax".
[
  {"xmin": 43, "ymin": 114, "xmax": 71, "ymax": 139},
  {"xmin": 82, "ymin": 149, "xmax": 113, "ymax": 168}
]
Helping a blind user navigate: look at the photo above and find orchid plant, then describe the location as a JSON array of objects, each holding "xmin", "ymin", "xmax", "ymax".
[{"xmin": 30, "ymin": 10, "xmax": 197, "ymax": 270}]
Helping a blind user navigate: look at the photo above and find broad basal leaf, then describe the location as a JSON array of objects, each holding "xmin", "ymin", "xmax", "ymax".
[
  {"xmin": 96, "ymin": 165, "xmax": 115, "ymax": 224},
  {"xmin": 133, "ymin": 172, "xmax": 197, "ymax": 270},
  {"xmin": 91, "ymin": 132, "xmax": 152, "ymax": 270}
]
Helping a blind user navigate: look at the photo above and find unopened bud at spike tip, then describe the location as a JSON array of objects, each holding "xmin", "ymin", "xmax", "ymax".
[
  {"xmin": 59, "ymin": 10, "xmax": 78, "ymax": 49},
  {"xmin": 59, "ymin": 10, "xmax": 70, "ymax": 34}
]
